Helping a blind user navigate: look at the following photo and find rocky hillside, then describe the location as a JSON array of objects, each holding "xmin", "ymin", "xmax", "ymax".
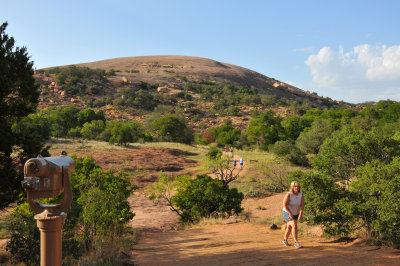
[
  {"xmin": 35, "ymin": 55, "xmax": 345, "ymax": 130},
  {"xmin": 67, "ymin": 55, "xmax": 337, "ymax": 105}
]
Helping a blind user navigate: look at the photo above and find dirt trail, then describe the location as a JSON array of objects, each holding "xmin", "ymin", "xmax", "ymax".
[
  {"xmin": 131, "ymin": 191, "xmax": 400, "ymax": 265},
  {"xmin": 132, "ymin": 222, "xmax": 400, "ymax": 265}
]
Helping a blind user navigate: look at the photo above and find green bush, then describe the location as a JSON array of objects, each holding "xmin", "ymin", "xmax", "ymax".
[
  {"xmin": 206, "ymin": 146, "xmax": 222, "ymax": 159},
  {"xmin": 151, "ymin": 115, "xmax": 193, "ymax": 143},
  {"xmin": 69, "ymin": 155, "xmax": 135, "ymax": 251},
  {"xmin": 102, "ymin": 120, "xmax": 145, "ymax": 146},
  {"xmin": 194, "ymin": 132, "xmax": 208, "ymax": 145},
  {"xmin": 271, "ymin": 140, "xmax": 309, "ymax": 166},
  {"xmin": 149, "ymin": 173, "xmax": 243, "ymax": 223},
  {"xmin": 246, "ymin": 110, "xmax": 284, "ymax": 150},
  {"xmin": 80, "ymin": 120, "xmax": 105, "ymax": 139},
  {"xmin": 172, "ymin": 175, "xmax": 243, "ymax": 222},
  {"xmin": 210, "ymin": 124, "xmax": 242, "ymax": 147},
  {"xmin": 290, "ymin": 171, "xmax": 356, "ymax": 237},
  {"xmin": 6, "ymin": 203, "xmax": 40, "ymax": 265},
  {"xmin": 114, "ymin": 88, "xmax": 158, "ymax": 110},
  {"xmin": 6, "ymin": 155, "xmax": 135, "ymax": 264},
  {"xmin": 296, "ymin": 118, "xmax": 333, "ymax": 154}
]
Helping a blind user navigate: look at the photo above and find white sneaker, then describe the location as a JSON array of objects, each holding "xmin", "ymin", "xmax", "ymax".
[
  {"xmin": 294, "ymin": 242, "xmax": 301, "ymax": 248},
  {"xmin": 282, "ymin": 239, "xmax": 289, "ymax": 247}
]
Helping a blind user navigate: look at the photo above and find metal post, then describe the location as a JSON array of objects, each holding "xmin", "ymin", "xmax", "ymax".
[
  {"xmin": 22, "ymin": 152, "xmax": 74, "ymax": 266},
  {"xmin": 35, "ymin": 211, "xmax": 66, "ymax": 266}
]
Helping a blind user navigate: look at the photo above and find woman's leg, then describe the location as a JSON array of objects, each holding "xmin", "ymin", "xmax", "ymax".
[
  {"xmin": 291, "ymin": 220, "xmax": 298, "ymax": 242},
  {"xmin": 284, "ymin": 222, "xmax": 292, "ymax": 240}
]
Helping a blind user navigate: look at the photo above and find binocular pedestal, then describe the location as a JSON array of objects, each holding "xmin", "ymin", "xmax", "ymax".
[
  {"xmin": 23, "ymin": 153, "xmax": 75, "ymax": 266},
  {"xmin": 35, "ymin": 210, "xmax": 66, "ymax": 266}
]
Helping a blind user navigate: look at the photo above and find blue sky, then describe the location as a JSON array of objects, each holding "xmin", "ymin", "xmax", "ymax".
[{"xmin": 2, "ymin": 0, "xmax": 400, "ymax": 103}]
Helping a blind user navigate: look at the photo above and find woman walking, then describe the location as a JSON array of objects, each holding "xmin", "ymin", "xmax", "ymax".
[{"xmin": 282, "ymin": 181, "xmax": 304, "ymax": 248}]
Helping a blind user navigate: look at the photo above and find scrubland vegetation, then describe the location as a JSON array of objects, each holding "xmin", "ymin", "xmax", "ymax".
[{"xmin": 2, "ymin": 20, "xmax": 400, "ymax": 265}]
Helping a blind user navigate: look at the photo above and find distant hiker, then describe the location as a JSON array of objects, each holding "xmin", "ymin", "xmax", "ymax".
[
  {"xmin": 282, "ymin": 181, "xmax": 304, "ymax": 249},
  {"xmin": 233, "ymin": 160, "xmax": 237, "ymax": 167},
  {"xmin": 240, "ymin": 158, "xmax": 243, "ymax": 166}
]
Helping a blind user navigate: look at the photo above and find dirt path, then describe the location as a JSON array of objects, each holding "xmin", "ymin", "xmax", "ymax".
[
  {"xmin": 128, "ymin": 151, "xmax": 249, "ymax": 232},
  {"xmin": 132, "ymin": 222, "xmax": 400, "ymax": 265},
  {"xmin": 128, "ymin": 191, "xmax": 180, "ymax": 232},
  {"xmin": 131, "ymin": 191, "xmax": 400, "ymax": 265}
]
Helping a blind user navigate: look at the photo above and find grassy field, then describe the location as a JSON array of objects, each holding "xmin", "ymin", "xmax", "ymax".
[{"xmin": 48, "ymin": 138, "xmax": 304, "ymax": 198}]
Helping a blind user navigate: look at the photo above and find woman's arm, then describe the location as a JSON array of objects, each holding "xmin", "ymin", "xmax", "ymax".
[
  {"xmin": 283, "ymin": 192, "xmax": 293, "ymax": 219},
  {"xmin": 298, "ymin": 194, "xmax": 305, "ymax": 221}
]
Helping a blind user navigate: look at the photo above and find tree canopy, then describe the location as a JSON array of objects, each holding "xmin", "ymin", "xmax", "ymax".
[{"xmin": 0, "ymin": 22, "xmax": 43, "ymax": 207}]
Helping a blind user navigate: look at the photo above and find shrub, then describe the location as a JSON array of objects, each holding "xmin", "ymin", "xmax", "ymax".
[
  {"xmin": 102, "ymin": 120, "xmax": 144, "ymax": 146},
  {"xmin": 149, "ymin": 173, "xmax": 243, "ymax": 223},
  {"xmin": 7, "ymin": 155, "xmax": 135, "ymax": 264},
  {"xmin": 6, "ymin": 203, "xmax": 40, "ymax": 265},
  {"xmin": 194, "ymin": 132, "xmax": 208, "ymax": 145},
  {"xmin": 202, "ymin": 129, "xmax": 215, "ymax": 143},
  {"xmin": 246, "ymin": 110, "xmax": 284, "ymax": 150},
  {"xmin": 206, "ymin": 147, "xmax": 222, "ymax": 159},
  {"xmin": 290, "ymin": 171, "xmax": 355, "ymax": 237},
  {"xmin": 271, "ymin": 140, "xmax": 309, "ymax": 166},
  {"xmin": 69, "ymin": 155, "xmax": 135, "ymax": 251},
  {"xmin": 80, "ymin": 120, "xmax": 105, "ymax": 139},
  {"xmin": 296, "ymin": 118, "xmax": 334, "ymax": 154},
  {"xmin": 151, "ymin": 115, "xmax": 193, "ymax": 144},
  {"xmin": 172, "ymin": 175, "xmax": 243, "ymax": 222}
]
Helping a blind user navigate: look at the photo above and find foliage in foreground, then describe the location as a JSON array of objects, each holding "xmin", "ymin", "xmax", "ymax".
[
  {"xmin": 5, "ymin": 203, "xmax": 40, "ymax": 265},
  {"xmin": 294, "ymin": 166, "xmax": 400, "ymax": 247},
  {"xmin": 6, "ymin": 155, "xmax": 135, "ymax": 264},
  {"xmin": 0, "ymin": 21, "xmax": 44, "ymax": 207},
  {"xmin": 148, "ymin": 173, "xmax": 243, "ymax": 223},
  {"xmin": 292, "ymin": 126, "xmax": 400, "ymax": 246}
]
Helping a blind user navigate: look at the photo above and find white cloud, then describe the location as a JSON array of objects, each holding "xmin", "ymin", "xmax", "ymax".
[{"xmin": 305, "ymin": 44, "xmax": 400, "ymax": 103}]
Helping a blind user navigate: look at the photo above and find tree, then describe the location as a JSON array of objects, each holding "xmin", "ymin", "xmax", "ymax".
[
  {"xmin": 80, "ymin": 120, "xmax": 105, "ymax": 139},
  {"xmin": 281, "ymin": 115, "xmax": 309, "ymax": 141},
  {"xmin": 172, "ymin": 175, "xmax": 243, "ymax": 223},
  {"xmin": 206, "ymin": 146, "xmax": 222, "ymax": 160},
  {"xmin": 11, "ymin": 113, "xmax": 51, "ymax": 165},
  {"xmin": 271, "ymin": 140, "xmax": 309, "ymax": 166},
  {"xmin": 206, "ymin": 153, "xmax": 243, "ymax": 186},
  {"xmin": 76, "ymin": 108, "xmax": 105, "ymax": 126},
  {"xmin": 0, "ymin": 22, "xmax": 41, "ymax": 207},
  {"xmin": 246, "ymin": 110, "xmax": 284, "ymax": 150},
  {"xmin": 292, "ymin": 157, "xmax": 400, "ymax": 246},
  {"xmin": 68, "ymin": 155, "xmax": 135, "ymax": 251},
  {"xmin": 102, "ymin": 120, "xmax": 144, "ymax": 146},
  {"xmin": 352, "ymin": 158, "xmax": 400, "ymax": 245},
  {"xmin": 152, "ymin": 115, "xmax": 193, "ymax": 143},
  {"xmin": 290, "ymin": 171, "xmax": 356, "ymax": 237},
  {"xmin": 212, "ymin": 124, "xmax": 241, "ymax": 147},
  {"xmin": 313, "ymin": 127, "xmax": 400, "ymax": 185},
  {"xmin": 148, "ymin": 173, "xmax": 243, "ymax": 223},
  {"xmin": 6, "ymin": 203, "xmax": 40, "ymax": 265},
  {"xmin": 42, "ymin": 106, "xmax": 80, "ymax": 137},
  {"xmin": 296, "ymin": 118, "xmax": 333, "ymax": 154}
]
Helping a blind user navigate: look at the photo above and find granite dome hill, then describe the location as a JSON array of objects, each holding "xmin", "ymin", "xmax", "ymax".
[{"xmin": 64, "ymin": 55, "xmax": 338, "ymax": 106}]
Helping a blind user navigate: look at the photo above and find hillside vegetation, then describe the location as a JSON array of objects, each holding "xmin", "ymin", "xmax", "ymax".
[
  {"xmin": 6, "ymin": 53, "xmax": 400, "ymax": 264},
  {"xmin": 35, "ymin": 56, "xmax": 349, "ymax": 132},
  {"xmin": 3, "ymin": 21, "xmax": 400, "ymax": 265}
]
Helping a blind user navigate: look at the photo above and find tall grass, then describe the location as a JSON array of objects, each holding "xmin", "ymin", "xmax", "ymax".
[{"xmin": 229, "ymin": 150, "xmax": 303, "ymax": 197}]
